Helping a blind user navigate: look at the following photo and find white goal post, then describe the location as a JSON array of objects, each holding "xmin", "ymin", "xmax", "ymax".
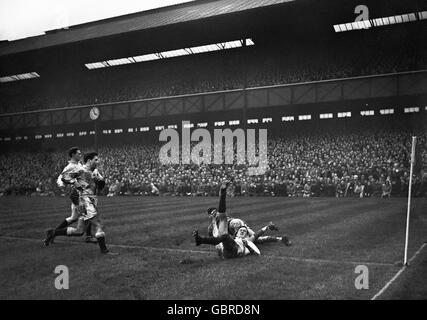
[{"xmin": 403, "ymin": 136, "xmax": 417, "ymax": 266}]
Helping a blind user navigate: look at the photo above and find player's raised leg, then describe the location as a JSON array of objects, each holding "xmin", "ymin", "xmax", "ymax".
[
  {"xmin": 216, "ymin": 181, "xmax": 230, "ymax": 236},
  {"xmin": 251, "ymin": 222, "xmax": 292, "ymax": 246}
]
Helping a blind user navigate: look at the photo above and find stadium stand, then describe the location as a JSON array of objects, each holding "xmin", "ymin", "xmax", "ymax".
[
  {"xmin": 1, "ymin": 28, "xmax": 426, "ymax": 114},
  {"xmin": 1, "ymin": 119, "xmax": 426, "ymax": 198},
  {"xmin": 1, "ymin": 0, "xmax": 426, "ymax": 199}
]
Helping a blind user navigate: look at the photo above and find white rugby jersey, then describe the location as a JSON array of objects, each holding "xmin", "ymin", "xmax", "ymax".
[{"xmin": 57, "ymin": 160, "xmax": 84, "ymax": 187}]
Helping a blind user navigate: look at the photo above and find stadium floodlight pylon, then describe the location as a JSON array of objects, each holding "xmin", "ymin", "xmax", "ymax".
[{"xmin": 403, "ymin": 136, "xmax": 417, "ymax": 266}]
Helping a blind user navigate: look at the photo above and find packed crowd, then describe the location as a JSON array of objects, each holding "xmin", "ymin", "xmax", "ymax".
[
  {"xmin": 1, "ymin": 127, "xmax": 426, "ymax": 198},
  {"xmin": 1, "ymin": 31, "xmax": 426, "ymax": 114}
]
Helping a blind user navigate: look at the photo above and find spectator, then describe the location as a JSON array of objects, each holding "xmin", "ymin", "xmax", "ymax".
[
  {"xmin": 382, "ymin": 180, "xmax": 392, "ymax": 198},
  {"xmin": 0, "ymin": 122, "xmax": 426, "ymax": 198}
]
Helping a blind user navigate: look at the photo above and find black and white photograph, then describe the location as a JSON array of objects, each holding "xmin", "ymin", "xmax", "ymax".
[{"xmin": 0, "ymin": 0, "xmax": 426, "ymax": 307}]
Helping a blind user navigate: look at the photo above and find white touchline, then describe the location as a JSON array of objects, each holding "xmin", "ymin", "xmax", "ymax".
[
  {"xmin": 371, "ymin": 243, "xmax": 426, "ymax": 300},
  {"xmin": 1, "ymin": 235, "xmax": 394, "ymax": 267}
]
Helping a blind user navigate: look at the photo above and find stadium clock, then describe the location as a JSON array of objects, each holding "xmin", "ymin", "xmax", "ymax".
[{"xmin": 89, "ymin": 107, "xmax": 100, "ymax": 120}]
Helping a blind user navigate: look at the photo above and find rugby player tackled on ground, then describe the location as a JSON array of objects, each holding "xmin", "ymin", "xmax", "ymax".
[
  {"xmin": 206, "ymin": 181, "xmax": 291, "ymax": 246},
  {"xmin": 193, "ymin": 181, "xmax": 291, "ymax": 259}
]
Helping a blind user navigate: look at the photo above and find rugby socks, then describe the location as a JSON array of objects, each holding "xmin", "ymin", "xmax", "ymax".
[
  {"xmin": 97, "ymin": 236, "xmax": 108, "ymax": 253},
  {"xmin": 85, "ymin": 222, "xmax": 93, "ymax": 237},
  {"xmin": 218, "ymin": 187, "xmax": 227, "ymax": 213},
  {"xmin": 56, "ymin": 220, "xmax": 69, "ymax": 230},
  {"xmin": 198, "ymin": 236, "xmax": 222, "ymax": 245},
  {"xmin": 193, "ymin": 231, "xmax": 224, "ymax": 246},
  {"xmin": 54, "ymin": 228, "xmax": 67, "ymax": 236},
  {"xmin": 254, "ymin": 227, "xmax": 268, "ymax": 239}
]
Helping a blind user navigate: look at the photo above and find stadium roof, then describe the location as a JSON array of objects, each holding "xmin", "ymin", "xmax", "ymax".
[{"xmin": 0, "ymin": 0, "xmax": 294, "ymax": 57}]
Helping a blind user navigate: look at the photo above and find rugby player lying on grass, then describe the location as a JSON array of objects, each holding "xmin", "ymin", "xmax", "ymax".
[
  {"xmin": 206, "ymin": 181, "xmax": 291, "ymax": 246},
  {"xmin": 192, "ymin": 227, "xmax": 261, "ymax": 258},
  {"xmin": 192, "ymin": 182, "xmax": 291, "ymax": 259}
]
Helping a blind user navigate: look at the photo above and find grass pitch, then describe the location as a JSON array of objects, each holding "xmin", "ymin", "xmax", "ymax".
[{"xmin": 0, "ymin": 196, "xmax": 426, "ymax": 300}]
